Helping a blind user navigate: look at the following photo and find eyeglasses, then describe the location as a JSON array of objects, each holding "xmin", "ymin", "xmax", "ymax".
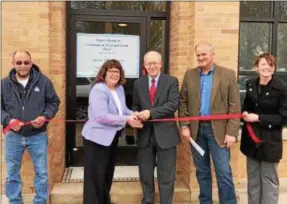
[
  {"xmin": 15, "ymin": 61, "xmax": 31, "ymax": 66},
  {"xmin": 107, "ymin": 69, "xmax": 120, "ymax": 75},
  {"xmin": 144, "ymin": 61, "xmax": 161, "ymax": 67}
]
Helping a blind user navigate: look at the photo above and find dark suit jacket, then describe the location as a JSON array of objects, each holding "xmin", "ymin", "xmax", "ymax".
[
  {"xmin": 178, "ymin": 64, "xmax": 241, "ymax": 147},
  {"xmin": 132, "ymin": 73, "xmax": 181, "ymax": 149}
]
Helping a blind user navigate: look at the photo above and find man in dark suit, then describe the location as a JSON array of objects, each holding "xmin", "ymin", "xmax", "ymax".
[
  {"xmin": 132, "ymin": 51, "xmax": 181, "ymax": 204},
  {"xmin": 179, "ymin": 42, "xmax": 241, "ymax": 204}
]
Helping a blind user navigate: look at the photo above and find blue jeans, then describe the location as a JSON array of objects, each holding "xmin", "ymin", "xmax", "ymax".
[
  {"xmin": 191, "ymin": 122, "xmax": 237, "ymax": 204},
  {"xmin": 4, "ymin": 131, "xmax": 48, "ymax": 204}
]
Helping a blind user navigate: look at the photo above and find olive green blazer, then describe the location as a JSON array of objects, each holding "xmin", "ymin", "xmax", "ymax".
[{"xmin": 178, "ymin": 64, "xmax": 241, "ymax": 147}]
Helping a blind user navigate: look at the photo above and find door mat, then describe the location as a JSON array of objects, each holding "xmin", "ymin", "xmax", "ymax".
[{"xmin": 62, "ymin": 166, "xmax": 157, "ymax": 183}]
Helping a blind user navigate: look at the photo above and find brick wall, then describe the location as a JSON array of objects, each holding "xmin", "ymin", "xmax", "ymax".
[
  {"xmin": 170, "ymin": 1, "xmax": 240, "ymax": 190},
  {"xmin": 1, "ymin": 2, "xmax": 66, "ymax": 193},
  {"xmin": 170, "ymin": 1, "xmax": 287, "ymax": 193},
  {"xmin": 169, "ymin": 1, "xmax": 195, "ymax": 189}
]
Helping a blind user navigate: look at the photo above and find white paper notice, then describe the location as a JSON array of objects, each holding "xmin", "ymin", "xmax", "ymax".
[
  {"xmin": 76, "ymin": 33, "xmax": 140, "ymax": 78},
  {"xmin": 190, "ymin": 138, "xmax": 205, "ymax": 156}
]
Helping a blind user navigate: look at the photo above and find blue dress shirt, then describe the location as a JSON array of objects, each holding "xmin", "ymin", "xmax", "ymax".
[{"xmin": 199, "ymin": 66, "xmax": 215, "ymax": 116}]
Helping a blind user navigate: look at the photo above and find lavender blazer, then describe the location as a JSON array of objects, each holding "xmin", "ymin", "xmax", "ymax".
[{"xmin": 81, "ymin": 82, "xmax": 133, "ymax": 146}]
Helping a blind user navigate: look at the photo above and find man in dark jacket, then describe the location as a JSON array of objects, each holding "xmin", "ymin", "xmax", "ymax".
[
  {"xmin": 1, "ymin": 50, "xmax": 60, "ymax": 204},
  {"xmin": 132, "ymin": 51, "xmax": 180, "ymax": 204}
]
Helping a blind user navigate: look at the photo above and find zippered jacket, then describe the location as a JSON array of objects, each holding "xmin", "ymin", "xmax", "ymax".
[{"xmin": 1, "ymin": 64, "xmax": 60, "ymax": 136}]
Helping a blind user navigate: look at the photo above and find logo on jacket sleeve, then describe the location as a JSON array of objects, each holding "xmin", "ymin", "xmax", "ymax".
[{"xmin": 34, "ymin": 87, "xmax": 40, "ymax": 92}]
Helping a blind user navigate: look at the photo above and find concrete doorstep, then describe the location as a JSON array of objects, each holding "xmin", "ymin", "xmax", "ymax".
[
  {"xmin": 49, "ymin": 181, "xmax": 190, "ymax": 204},
  {"xmin": 1, "ymin": 182, "xmax": 190, "ymax": 204},
  {"xmin": 2, "ymin": 179, "xmax": 287, "ymax": 204}
]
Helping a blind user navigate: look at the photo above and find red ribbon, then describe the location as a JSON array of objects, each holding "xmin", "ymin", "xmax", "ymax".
[
  {"xmin": 2, "ymin": 114, "xmax": 261, "ymax": 143},
  {"xmin": 150, "ymin": 113, "xmax": 242, "ymax": 122},
  {"xmin": 246, "ymin": 123, "xmax": 261, "ymax": 143},
  {"xmin": 2, "ymin": 119, "xmax": 85, "ymax": 135},
  {"xmin": 150, "ymin": 113, "xmax": 261, "ymax": 143}
]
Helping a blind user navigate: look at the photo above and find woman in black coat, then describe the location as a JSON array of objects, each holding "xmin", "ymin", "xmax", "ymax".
[{"xmin": 240, "ymin": 53, "xmax": 287, "ymax": 204}]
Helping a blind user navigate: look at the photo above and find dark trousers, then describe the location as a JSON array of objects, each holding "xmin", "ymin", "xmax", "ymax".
[
  {"xmin": 83, "ymin": 132, "xmax": 120, "ymax": 204},
  {"xmin": 138, "ymin": 130, "xmax": 177, "ymax": 204}
]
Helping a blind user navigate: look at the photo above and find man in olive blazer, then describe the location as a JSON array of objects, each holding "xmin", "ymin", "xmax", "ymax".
[{"xmin": 178, "ymin": 42, "xmax": 240, "ymax": 204}]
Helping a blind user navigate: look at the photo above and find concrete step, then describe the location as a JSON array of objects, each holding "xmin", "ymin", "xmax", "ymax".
[
  {"xmin": 50, "ymin": 181, "xmax": 191, "ymax": 204},
  {"xmin": 4, "ymin": 179, "xmax": 287, "ymax": 203}
]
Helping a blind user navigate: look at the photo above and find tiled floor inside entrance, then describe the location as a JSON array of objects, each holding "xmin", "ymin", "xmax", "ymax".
[{"xmin": 61, "ymin": 166, "xmax": 158, "ymax": 182}]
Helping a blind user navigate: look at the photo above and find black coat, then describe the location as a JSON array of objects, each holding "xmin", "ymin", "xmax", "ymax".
[{"xmin": 240, "ymin": 76, "xmax": 287, "ymax": 163}]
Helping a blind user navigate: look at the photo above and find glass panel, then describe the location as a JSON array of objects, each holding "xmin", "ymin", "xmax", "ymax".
[
  {"xmin": 238, "ymin": 74, "xmax": 250, "ymax": 91},
  {"xmin": 278, "ymin": 1, "xmax": 287, "ymax": 20},
  {"xmin": 70, "ymin": 1, "xmax": 166, "ymax": 12},
  {"xmin": 240, "ymin": 1, "xmax": 272, "ymax": 18},
  {"xmin": 276, "ymin": 74, "xmax": 287, "ymax": 83},
  {"xmin": 75, "ymin": 21, "xmax": 141, "ymax": 149},
  {"xmin": 76, "ymin": 21, "xmax": 140, "ymax": 35},
  {"xmin": 70, "ymin": 1, "xmax": 104, "ymax": 10},
  {"xmin": 277, "ymin": 24, "xmax": 287, "ymax": 72},
  {"xmin": 238, "ymin": 74, "xmax": 254, "ymax": 107},
  {"xmin": 239, "ymin": 23, "xmax": 271, "ymax": 71},
  {"xmin": 276, "ymin": 75, "xmax": 287, "ymax": 127},
  {"xmin": 148, "ymin": 20, "xmax": 166, "ymax": 65}
]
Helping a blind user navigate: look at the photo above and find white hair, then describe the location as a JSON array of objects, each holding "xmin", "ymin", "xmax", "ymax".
[{"xmin": 144, "ymin": 51, "xmax": 162, "ymax": 61}]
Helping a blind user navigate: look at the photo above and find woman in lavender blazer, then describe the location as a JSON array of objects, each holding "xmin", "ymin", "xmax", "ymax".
[{"xmin": 82, "ymin": 59, "xmax": 142, "ymax": 204}]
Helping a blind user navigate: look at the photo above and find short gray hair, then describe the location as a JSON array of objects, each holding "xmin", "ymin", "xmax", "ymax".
[{"xmin": 195, "ymin": 42, "xmax": 214, "ymax": 54}]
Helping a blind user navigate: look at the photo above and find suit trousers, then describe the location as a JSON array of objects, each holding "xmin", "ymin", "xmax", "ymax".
[
  {"xmin": 138, "ymin": 128, "xmax": 177, "ymax": 204},
  {"xmin": 247, "ymin": 157, "xmax": 279, "ymax": 204},
  {"xmin": 83, "ymin": 131, "xmax": 120, "ymax": 204}
]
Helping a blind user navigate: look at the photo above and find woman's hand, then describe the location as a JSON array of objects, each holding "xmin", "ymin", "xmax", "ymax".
[
  {"xmin": 127, "ymin": 114, "xmax": 143, "ymax": 128},
  {"xmin": 242, "ymin": 112, "xmax": 259, "ymax": 123}
]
